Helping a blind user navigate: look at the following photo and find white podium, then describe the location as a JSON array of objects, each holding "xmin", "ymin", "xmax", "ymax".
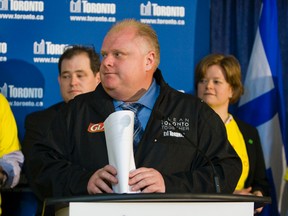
[{"xmin": 43, "ymin": 193, "xmax": 271, "ymax": 216}]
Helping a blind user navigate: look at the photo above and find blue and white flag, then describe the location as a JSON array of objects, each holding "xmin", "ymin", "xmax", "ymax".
[{"xmin": 237, "ymin": 0, "xmax": 288, "ymax": 215}]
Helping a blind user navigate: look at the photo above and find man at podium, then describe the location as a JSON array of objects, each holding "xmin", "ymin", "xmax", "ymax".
[{"xmin": 26, "ymin": 19, "xmax": 242, "ymax": 203}]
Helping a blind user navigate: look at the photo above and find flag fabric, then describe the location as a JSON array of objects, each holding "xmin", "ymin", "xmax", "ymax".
[{"xmin": 236, "ymin": 0, "xmax": 288, "ymax": 215}]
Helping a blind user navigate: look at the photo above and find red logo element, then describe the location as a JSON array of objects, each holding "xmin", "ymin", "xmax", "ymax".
[{"xmin": 87, "ymin": 122, "xmax": 104, "ymax": 133}]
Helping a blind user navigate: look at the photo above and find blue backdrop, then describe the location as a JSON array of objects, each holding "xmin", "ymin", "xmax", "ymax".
[
  {"xmin": 0, "ymin": 1, "xmax": 210, "ymax": 215},
  {"xmin": 0, "ymin": 0, "xmax": 210, "ymax": 142}
]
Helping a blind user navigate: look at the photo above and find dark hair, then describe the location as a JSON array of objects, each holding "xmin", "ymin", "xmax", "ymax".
[
  {"xmin": 194, "ymin": 53, "xmax": 244, "ymax": 104},
  {"xmin": 58, "ymin": 45, "xmax": 100, "ymax": 76}
]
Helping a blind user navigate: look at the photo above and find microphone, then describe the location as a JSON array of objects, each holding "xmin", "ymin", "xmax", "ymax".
[{"xmin": 154, "ymin": 111, "xmax": 221, "ymax": 193}]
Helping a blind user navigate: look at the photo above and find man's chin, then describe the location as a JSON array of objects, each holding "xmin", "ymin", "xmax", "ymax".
[{"xmin": 67, "ymin": 93, "xmax": 79, "ymax": 101}]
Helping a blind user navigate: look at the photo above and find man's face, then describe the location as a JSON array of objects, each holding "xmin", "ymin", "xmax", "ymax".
[
  {"xmin": 100, "ymin": 27, "xmax": 155, "ymax": 102},
  {"xmin": 58, "ymin": 53, "xmax": 100, "ymax": 102}
]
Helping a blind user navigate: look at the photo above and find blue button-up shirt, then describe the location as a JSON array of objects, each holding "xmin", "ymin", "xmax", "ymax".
[{"xmin": 114, "ymin": 78, "xmax": 160, "ymax": 130}]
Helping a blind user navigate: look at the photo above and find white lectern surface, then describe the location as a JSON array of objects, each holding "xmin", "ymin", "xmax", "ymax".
[{"xmin": 69, "ymin": 202, "xmax": 254, "ymax": 216}]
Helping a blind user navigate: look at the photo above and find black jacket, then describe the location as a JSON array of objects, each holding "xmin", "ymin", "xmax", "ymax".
[
  {"xmin": 234, "ymin": 117, "xmax": 270, "ymax": 196},
  {"xmin": 27, "ymin": 69, "xmax": 242, "ymax": 200},
  {"xmin": 22, "ymin": 102, "xmax": 65, "ymax": 160},
  {"xmin": 22, "ymin": 101, "xmax": 66, "ymax": 215}
]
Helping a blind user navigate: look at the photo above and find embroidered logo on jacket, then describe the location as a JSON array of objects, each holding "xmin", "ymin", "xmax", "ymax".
[
  {"xmin": 87, "ymin": 122, "xmax": 104, "ymax": 133},
  {"xmin": 160, "ymin": 116, "xmax": 190, "ymax": 137}
]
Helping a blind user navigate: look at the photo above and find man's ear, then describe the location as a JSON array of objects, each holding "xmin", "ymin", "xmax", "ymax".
[
  {"xmin": 145, "ymin": 51, "xmax": 155, "ymax": 71},
  {"xmin": 57, "ymin": 76, "xmax": 61, "ymax": 85},
  {"xmin": 96, "ymin": 72, "xmax": 101, "ymax": 84}
]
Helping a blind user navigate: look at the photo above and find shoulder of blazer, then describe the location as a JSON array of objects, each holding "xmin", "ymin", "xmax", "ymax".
[
  {"xmin": 233, "ymin": 116, "xmax": 259, "ymax": 144},
  {"xmin": 25, "ymin": 101, "xmax": 65, "ymax": 122},
  {"xmin": 233, "ymin": 116, "xmax": 256, "ymax": 132}
]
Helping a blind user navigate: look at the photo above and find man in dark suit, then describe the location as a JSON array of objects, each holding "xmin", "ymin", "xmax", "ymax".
[{"xmin": 22, "ymin": 45, "xmax": 101, "ymax": 214}]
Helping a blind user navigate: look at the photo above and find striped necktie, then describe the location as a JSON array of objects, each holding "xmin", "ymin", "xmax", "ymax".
[{"xmin": 120, "ymin": 103, "xmax": 144, "ymax": 151}]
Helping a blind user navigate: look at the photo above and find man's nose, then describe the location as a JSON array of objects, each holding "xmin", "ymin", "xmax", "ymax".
[
  {"xmin": 102, "ymin": 54, "xmax": 114, "ymax": 67},
  {"xmin": 70, "ymin": 75, "xmax": 78, "ymax": 86}
]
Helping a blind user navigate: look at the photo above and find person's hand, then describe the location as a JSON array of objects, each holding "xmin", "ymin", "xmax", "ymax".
[
  {"xmin": 129, "ymin": 167, "xmax": 165, "ymax": 193},
  {"xmin": 234, "ymin": 187, "xmax": 264, "ymax": 214},
  {"xmin": 252, "ymin": 190, "xmax": 264, "ymax": 214},
  {"xmin": 87, "ymin": 165, "xmax": 118, "ymax": 194},
  {"xmin": 233, "ymin": 186, "xmax": 253, "ymax": 195}
]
